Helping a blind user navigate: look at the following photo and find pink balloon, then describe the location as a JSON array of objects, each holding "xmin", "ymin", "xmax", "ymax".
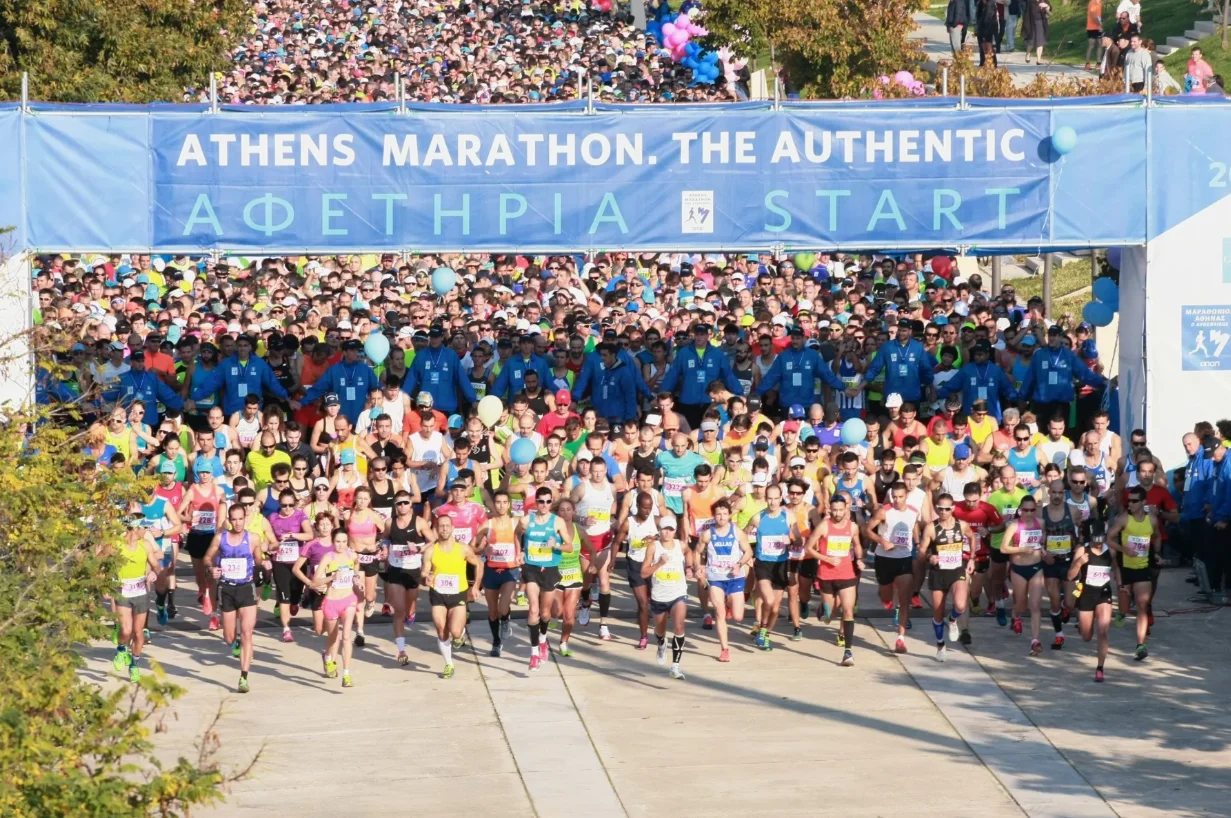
[
  {"xmin": 675, "ymin": 13, "xmax": 690, "ymax": 27},
  {"xmin": 661, "ymin": 22, "xmax": 677, "ymax": 37},
  {"xmin": 666, "ymin": 30, "xmax": 688, "ymax": 47},
  {"xmin": 877, "ymin": 75, "xmax": 891, "ymax": 84},
  {"xmin": 893, "ymin": 70, "xmax": 914, "ymax": 86}
]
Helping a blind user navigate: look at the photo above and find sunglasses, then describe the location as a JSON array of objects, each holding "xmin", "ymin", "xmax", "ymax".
[
  {"xmin": 315, "ymin": 486, "xmax": 330, "ymax": 491},
  {"xmin": 937, "ymin": 506, "xmax": 954, "ymax": 511},
  {"xmin": 536, "ymin": 498, "xmax": 552, "ymax": 504},
  {"xmin": 395, "ymin": 500, "xmax": 411, "ymax": 507},
  {"xmin": 788, "ymin": 490, "xmax": 805, "ymax": 496},
  {"xmin": 1015, "ymin": 436, "xmax": 1030, "ymax": 442}
]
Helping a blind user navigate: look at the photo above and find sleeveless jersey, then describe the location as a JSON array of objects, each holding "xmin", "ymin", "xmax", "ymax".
[
  {"xmin": 705, "ymin": 522, "xmax": 742, "ymax": 581},
  {"xmin": 818, "ymin": 518, "xmax": 857, "ymax": 581},
  {"xmin": 754, "ymin": 509, "xmax": 791, "ymax": 563},
  {"xmin": 650, "ymin": 539, "xmax": 688, "ymax": 603},
  {"xmin": 1041, "ymin": 504, "xmax": 1078, "ymax": 558},
  {"xmin": 484, "ymin": 517, "xmax": 518, "ymax": 569},
  {"xmin": 627, "ymin": 515, "xmax": 658, "ymax": 564},
  {"xmin": 217, "ymin": 530, "xmax": 254, "ymax": 585},
  {"xmin": 523, "ymin": 513, "xmax": 561, "ymax": 567},
  {"xmin": 876, "ymin": 507, "xmax": 918, "ymax": 560},
  {"xmin": 388, "ymin": 516, "xmax": 426, "ymax": 571}
]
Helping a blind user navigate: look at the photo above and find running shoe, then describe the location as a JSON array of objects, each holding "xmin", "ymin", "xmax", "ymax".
[
  {"xmin": 947, "ymin": 619, "xmax": 960, "ymax": 643},
  {"xmin": 936, "ymin": 645, "xmax": 946, "ymax": 662},
  {"xmin": 354, "ymin": 632, "xmax": 366, "ymax": 648},
  {"xmin": 489, "ymin": 643, "xmax": 501, "ymax": 658},
  {"xmin": 791, "ymin": 627, "xmax": 803, "ymax": 642},
  {"xmin": 281, "ymin": 628, "xmax": 294, "ymax": 643},
  {"xmin": 529, "ymin": 654, "xmax": 540, "ymax": 672},
  {"xmin": 599, "ymin": 625, "xmax": 612, "ymax": 641},
  {"xmin": 911, "ymin": 594, "xmax": 923, "ymax": 610},
  {"xmin": 365, "ymin": 601, "xmax": 375, "ymax": 617},
  {"xmin": 821, "ymin": 602, "xmax": 832, "ymax": 624},
  {"xmin": 381, "ymin": 603, "xmax": 392, "ymax": 617},
  {"xmin": 882, "ymin": 600, "xmax": 894, "ymax": 611},
  {"xmin": 500, "ymin": 619, "xmax": 512, "ymax": 641},
  {"xmin": 113, "ymin": 649, "xmax": 130, "ymax": 672},
  {"xmin": 1030, "ymin": 639, "xmax": 1042, "ymax": 656},
  {"xmin": 996, "ymin": 607, "xmax": 1008, "ymax": 627},
  {"xmin": 1114, "ymin": 611, "xmax": 1126, "ymax": 628},
  {"xmin": 1061, "ymin": 606, "xmax": 1070, "ymax": 624},
  {"xmin": 442, "ymin": 664, "xmax": 455, "ymax": 680},
  {"xmin": 325, "ymin": 660, "xmax": 338, "ymax": 678},
  {"xmin": 840, "ymin": 650, "xmax": 854, "ymax": 666},
  {"xmin": 656, "ymin": 641, "xmax": 668, "ymax": 665},
  {"xmin": 208, "ymin": 615, "xmax": 220, "ymax": 631},
  {"xmin": 453, "ymin": 636, "xmax": 465, "ymax": 650},
  {"xmin": 290, "ymin": 604, "xmax": 299, "ymax": 616},
  {"xmin": 1012, "ymin": 617, "xmax": 1023, "ymax": 635},
  {"xmin": 406, "ymin": 612, "xmax": 416, "ymax": 626},
  {"xmin": 702, "ymin": 614, "xmax": 714, "ymax": 630},
  {"xmin": 836, "ymin": 633, "xmax": 846, "ymax": 648},
  {"xmin": 201, "ymin": 595, "xmax": 213, "ymax": 616},
  {"xmin": 167, "ymin": 599, "xmax": 178, "ymax": 619},
  {"xmin": 578, "ymin": 606, "xmax": 591, "ymax": 626},
  {"xmin": 971, "ymin": 603, "xmax": 983, "ymax": 616},
  {"xmin": 341, "ymin": 673, "xmax": 353, "ymax": 688},
  {"xmin": 237, "ymin": 676, "xmax": 249, "ymax": 693},
  {"xmin": 669, "ymin": 665, "xmax": 686, "ymax": 680},
  {"xmin": 1094, "ymin": 668, "xmax": 1105, "ymax": 683},
  {"xmin": 231, "ymin": 639, "xmax": 241, "ymax": 658},
  {"xmin": 129, "ymin": 665, "xmax": 141, "ymax": 683},
  {"xmin": 800, "ymin": 603, "xmax": 810, "ymax": 619},
  {"xmin": 1135, "ymin": 643, "xmax": 1148, "ymax": 661},
  {"xmin": 959, "ymin": 629, "xmax": 972, "ymax": 646},
  {"xmin": 718, "ymin": 648, "xmax": 730, "ymax": 663},
  {"xmin": 894, "ymin": 637, "xmax": 907, "ymax": 654},
  {"xmin": 398, "ymin": 651, "xmax": 410, "ymax": 665},
  {"xmin": 1052, "ymin": 634, "xmax": 1065, "ymax": 650},
  {"xmin": 142, "ymin": 628, "xmax": 150, "ymax": 643},
  {"xmin": 753, "ymin": 630, "xmax": 766, "ymax": 649},
  {"xmin": 636, "ymin": 636, "xmax": 648, "ymax": 651},
  {"xmin": 538, "ymin": 641, "xmax": 549, "ymax": 662},
  {"xmin": 516, "ymin": 591, "xmax": 528, "ymax": 607},
  {"xmin": 157, "ymin": 606, "xmax": 168, "ymax": 626},
  {"xmin": 558, "ymin": 642, "xmax": 573, "ymax": 658},
  {"xmin": 760, "ymin": 636, "xmax": 773, "ymax": 652}
]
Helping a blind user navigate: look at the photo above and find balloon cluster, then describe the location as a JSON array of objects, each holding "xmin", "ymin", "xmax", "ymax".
[
  {"xmin": 873, "ymin": 71, "xmax": 925, "ymax": 99},
  {"xmin": 1082, "ymin": 276, "xmax": 1119, "ymax": 328},
  {"xmin": 662, "ymin": 14, "xmax": 720, "ymax": 84}
]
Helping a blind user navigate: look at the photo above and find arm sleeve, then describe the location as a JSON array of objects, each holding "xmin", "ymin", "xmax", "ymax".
[
  {"xmin": 1018, "ymin": 359, "xmax": 1036, "ymax": 400},
  {"xmin": 917, "ymin": 346, "xmax": 935, "ymax": 386},
  {"xmin": 721, "ymin": 356, "xmax": 744, "ymax": 396},
  {"xmin": 863, "ymin": 348, "xmax": 886, "ymax": 383},
  {"xmin": 814, "ymin": 352, "xmax": 845, "ymax": 391},
  {"xmin": 997, "ymin": 366, "xmax": 1020, "ymax": 403},
  {"xmin": 623, "ymin": 368, "xmax": 640, "ymax": 420},
  {"xmin": 490, "ymin": 366, "xmax": 511, "ymax": 402},
  {"xmin": 572, "ymin": 356, "xmax": 594, "ymax": 401},
  {"xmin": 936, "ymin": 365, "xmax": 963, "ymax": 398},
  {"xmin": 455, "ymin": 355, "xmax": 478, "ymax": 403},
  {"xmin": 1070, "ymin": 351, "xmax": 1107, "ymax": 388}
]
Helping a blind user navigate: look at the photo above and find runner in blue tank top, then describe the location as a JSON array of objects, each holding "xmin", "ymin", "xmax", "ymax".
[
  {"xmin": 516, "ymin": 488, "xmax": 571, "ymax": 672},
  {"xmin": 749, "ymin": 485, "xmax": 801, "ymax": 651}
]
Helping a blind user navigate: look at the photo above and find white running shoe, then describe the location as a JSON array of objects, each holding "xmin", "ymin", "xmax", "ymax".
[
  {"xmin": 669, "ymin": 665, "xmax": 686, "ymax": 680},
  {"xmin": 936, "ymin": 644, "xmax": 947, "ymax": 662},
  {"xmin": 500, "ymin": 619, "xmax": 512, "ymax": 641},
  {"xmin": 947, "ymin": 619, "xmax": 960, "ymax": 643},
  {"xmin": 599, "ymin": 625, "xmax": 612, "ymax": 641},
  {"xmin": 578, "ymin": 606, "xmax": 591, "ymax": 627},
  {"xmin": 656, "ymin": 641, "xmax": 668, "ymax": 665}
]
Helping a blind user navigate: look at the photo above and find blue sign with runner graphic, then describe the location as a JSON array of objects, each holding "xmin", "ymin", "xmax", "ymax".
[{"xmin": 1181, "ymin": 305, "xmax": 1231, "ymax": 371}]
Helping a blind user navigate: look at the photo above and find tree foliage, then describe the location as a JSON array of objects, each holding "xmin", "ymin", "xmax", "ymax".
[
  {"xmin": 0, "ymin": 0, "xmax": 248, "ymax": 102},
  {"xmin": 702, "ymin": 0, "xmax": 928, "ymax": 98},
  {"xmin": 0, "ymin": 338, "xmax": 250, "ymax": 816}
]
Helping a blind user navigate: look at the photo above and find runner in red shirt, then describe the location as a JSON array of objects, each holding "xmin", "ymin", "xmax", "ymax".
[{"xmin": 952, "ymin": 480, "xmax": 1002, "ymax": 627}]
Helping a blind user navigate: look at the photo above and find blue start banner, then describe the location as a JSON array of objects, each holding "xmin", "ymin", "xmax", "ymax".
[{"xmin": 3, "ymin": 98, "xmax": 1229, "ymax": 252}]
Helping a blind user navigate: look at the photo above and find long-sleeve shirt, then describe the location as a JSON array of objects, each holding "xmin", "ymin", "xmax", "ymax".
[
  {"xmin": 657, "ymin": 344, "xmax": 745, "ymax": 406},
  {"xmin": 190, "ymin": 355, "xmax": 288, "ymax": 417},
  {"xmin": 117, "ymin": 369, "xmax": 185, "ymax": 427},
  {"xmin": 1210, "ymin": 455, "xmax": 1231, "ymax": 524},
  {"xmin": 590, "ymin": 359, "xmax": 640, "ymax": 422},
  {"xmin": 489, "ymin": 353, "xmax": 553, "ymax": 404},
  {"xmin": 1017, "ymin": 346, "xmax": 1106, "ymax": 404},
  {"xmin": 403, "ymin": 345, "xmax": 476, "ymax": 414},
  {"xmin": 756, "ymin": 346, "xmax": 845, "ymax": 409},
  {"xmin": 1124, "ymin": 47, "xmax": 1151, "ymax": 85},
  {"xmin": 936, "ymin": 360, "xmax": 1018, "ymax": 420},
  {"xmin": 572, "ymin": 348, "xmax": 651, "ymax": 404},
  {"xmin": 863, "ymin": 339, "xmax": 935, "ymax": 402},
  {"xmin": 1182, "ymin": 451, "xmax": 1216, "ymax": 521},
  {"xmin": 299, "ymin": 360, "xmax": 379, "ymax": 426}
]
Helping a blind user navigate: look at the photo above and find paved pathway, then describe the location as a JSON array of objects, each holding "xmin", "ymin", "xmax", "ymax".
[{"xmin": 82, "ymin": 568, "xmax": 1231, "ymax": 817}]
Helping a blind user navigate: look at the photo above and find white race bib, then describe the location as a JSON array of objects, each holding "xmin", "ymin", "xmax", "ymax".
[
  {"xmin": 1019, "ymin": 529, "xmax": 1044, "ymax": 550},
  {"xmin": 433, "ymin": 573, "xmax": 460, "ymax": 593},
  {"xmin": 276, "ymin": 540, "xmax": 299, "ymax": 562},
  {"xmin": 220, "ymin": 557, "xmax": 248, "ymax": 581},
  {"xmin": 487, "ymin": 542, "xmax": 515, "ymax": 564},
  {"xmin": 760, "ymin": 534, "xmax": 788, "ymax": 558},
  {"xmin": 121, "ymin": 577, "xmax": 147, "ymax": 598},
  {"xmin": 663, "ymin": 476, "xmax": 687, "ymax": 497},
  {"xmin": 388, "ymin": 543, "xmax": 412, "ymax": 568},
  {"xmin": 331, "ymin": 566, "xmax": 355, "ymax": 590},
  {"xmin": 1086, "ymin": 565, "xmax": 1112, "ymax": 586},
  {"xmin": 937, "ymin": 543, "xmax": 963, "ymax": 570},
  {"xmin": 1126, "ymin": 535, "xmax": 1150, "ymax": 558}
]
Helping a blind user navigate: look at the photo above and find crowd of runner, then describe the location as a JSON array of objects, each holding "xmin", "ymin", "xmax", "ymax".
[{"xmin": 34, "ymin": 248, "xmax": 1205, "ymax": 692}]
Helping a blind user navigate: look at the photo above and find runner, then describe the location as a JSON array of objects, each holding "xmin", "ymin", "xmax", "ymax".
[
  {"xmin": 205, "ymin": 503, "xmax": 271, "ymax": 692},
  {"xmin": 571, "ymin": 457, "xmax": 616, "ymax": 640},
  {"xmin": 1040, "ymin": 479, "xmax": 1079, "ymax": 649},
  {"xmin": 987, "ymin": 466, "xmax": 1030, "ymax": 626},
  {"xmin": 267, "ymin": 488, "xmax": 314, "ymax": 641},
  {"xmin": 696, "ymin": 498, "xmax": 754, "ymax": 662},
  {"xmin": 999, "ymin": 495, "xmax": 1047, "ymax": 656},
  {"xmin": 422, "ymin": 514, "xmax": 484, "ymax": 678},
  {"xmin": 920, "ymin": 494, "xmax": 974, "ymax": 662},
  {"xmin": 308, "ymin": 528, "xmax": 360, "ymax": 687},
  {"xmin": 865, "ymin": 482, "xmax": 920, "ymax": 654},
  {"xmin": 804, "ymin": 493, "xmax": 863, "ymax": 666},
  {"xmin": 784, "ymin": 476, "xmax": 822, "ymax": 641},
  {"xmin": 109, "ymin": 504, "xmax": 164, "ymax": 682},
  {"xmin": 682, "ymin": 463, "xmax": 723, "ymax": 628},
  {"xmin": 346, "ymin": 486, "xmax": 388, "ymax": 647},
  {"xmin": 478, "ymin": 490, "xmax": 521, "ymax": 657},
  {"xmin": 178, "ymin": 460, "xmax": 227, "ymax": 630},
  {"xmin": 748, "ymin": 483, "xmax": 799, "ymax": 652},
  {"xmin": 641, "ymin": 514, "xmax": 693, "ymax": 679},
  {"xmin": 952, "ymin": 481, "xmax": 1001, "ymax": 639},
  {"xmin": 1106, "ymin": 486, "xmax": 1160, "ymax": 661},
  {"xmin": 381, "ymin": 490, "xmax": 434, "ymax": 664},
  {"xmin": 1068, "ymin": 519, "xmax": 1114, "ymax": 681},
  {"xmin": 554, "ymin": 497, "xmax": 593, "ymax": 658},
  {"xmin": 518, "ymin": 487, "xmax": 571, "ymax": 670},
  {"xmin": 614, "ymin": 490, "xmax": 659, "ymax": 648}
]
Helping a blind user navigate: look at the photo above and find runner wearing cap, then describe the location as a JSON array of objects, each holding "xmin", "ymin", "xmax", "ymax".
[{"xmin": 640, "ymin": 513, "xmax": 694, "ymax": 680}]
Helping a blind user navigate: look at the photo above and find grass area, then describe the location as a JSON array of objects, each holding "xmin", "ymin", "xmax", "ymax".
[
  {"xmin": 924, "ymin": 0, "xmax": 1213, "ymax": 65},
  {"xmin": 1013, "ymin": 257, "xmax": 1094, "ymax": 319},
  {"xmin": 1162, "ymin": 31, "xmax": 1231, "ymax": 84}
]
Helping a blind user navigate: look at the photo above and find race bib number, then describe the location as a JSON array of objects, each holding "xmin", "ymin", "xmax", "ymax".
[
  {"xmin": 454, "ymin": 527, "xmax": 473, "ymax": 544},
  {"xmin": 709, "ymin": 553, "xmax": 736, "ymax": 574},
  {"xmin": 1086, "ymin": 565, "xmax": 1112, "ymax": 586},
  {"xmin": 1126, "ymin": 536, "xmax": 1150, "ymax": 558},
  {"xmin": 511, "ymin": 498, "xmax": 525, "ymax": 516},
  {"xmin": 357, "ymin": 552, "xmax": 376, "ymax": 564},
  {"xmin": 1002, "ymin": 507, "xmax": 1018, "ymax": 520},
  {"xmin": 693, "ymin": 516, "xmax": 713, "ymax": 534},
  {"xmin": 760, "ymin": 534, "xmax": 788, "ymax": 558},
  {"xmin": 826, "ymin": 536, "xmax": 851, "ymax": 558},
  {"xmin": 1020, "ymin": 529, "xmax": 1044, "ymax": 550},
  {"xmin": 487, "ymin": 543, "xmax": 515, "ymax": 564},
  {"xmin": 1046, "ymin": 535, "xmax": 1072, "ymax": 555},
  {"xmin": 192, "ymin": 510, "xmax": 215, "ymax": 531},
  {"xmin": 788, "ymin": 541, "xmax": 807, "ymax": 560},
  {"xmin": 937, "ymin": 543, "xmax": 964, "ymax": 570},
  {"xmin": 585, "ymin": 509, "xmax": 611, "ymax": 529},
  {"xmin": 663, "ymin": 476, "xmax": 687, "ymax": 497},
  {"xmin": 560, "ymin": 565, "xmax": 583, "ymax": 585},
  {"xmin": 629, "ymin": 539, "xmax": 648, "ymax": 562},
  {"xmin": 331, "ymin": 566, "xmax": 354, "ymax": 590},
  {"xmin": 121, "ymin": 577, "xmax": 147, "ymax": 598},
  {"xmin": 276, "ymin": 540, "xmax": 299, "ymax": 562},
  {"xmin": 655, "ymin": 569, "xmax": 683, "ymax": 582},
  {"xmin": 220, "ymin": 557, "xmax": 248, "ymax": 581},
  {"xmin": 528, "ymin": 543, "xmax": 553, "ymax": 561},
  {"xmin": 433, "ymin": 573, "xmax": 460, "ymax": 593},
  {"xmin": 389, "ymin": 544, "xmax": 412, "ymax": 568}
]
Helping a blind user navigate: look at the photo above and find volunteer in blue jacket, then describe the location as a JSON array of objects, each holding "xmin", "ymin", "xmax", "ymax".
[
  {"xmin": 756, "ymin": 325, "xmax": 846, "ymax": 417},
  {"xmin": 189, "ymin": 334, "xmax": 289, "ymax": 418},
  {"xmin": 1017, "ymin": 324, "xmax": 1106, "ymax": 425},
  {"xmin": 857, "ymin": 320, "xmax": 934, "ymax": 404},
  {"xmin": 657, "ymin": 323, "xmax": 744, "ymax": 429},
  {"xmin": 489, "ymin": 334, "xmax": 552, "ymax": 403},
  {"xmin": 298, "ymin": 339, "xmax": 378, "ymax": 426},
  {"xmin": 403, "ymin": 325, "xmax": 476, "ymax": 414},
  {"xmin": 587, "ymin": 342, "xmax": 640, "ymax": 423},
  {"xmin": 1179, "ymin": 432, "xmax": 1216, "ymax": 564},
  {"xmin": 572, "ymin": 329, "xmax": 652, "ymax": 404},
  {"xmin": 1206, "ymin": 438, "xmax": 1231, "ymax": 594},
  {"xmin": 936, "ymin": 339, "xmax": 1018, "ymax": 421},
  {"xmin": 116, "ymin": 349, "xmax": 184, "ymax": 428}
]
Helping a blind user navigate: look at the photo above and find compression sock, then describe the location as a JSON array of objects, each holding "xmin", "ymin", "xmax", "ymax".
[
  {"xmin": 843, "ymin": 619, "xmax": 855, "ymax": 646},
  {"xmin": 395, "ymin": 636, "xmax": 406, "ymax": 652},
  {"xmin": 933, "ymin": 618, "xmax": 945, "ymax": 644},
  {"xmin": 489, "ymin": 620, "xmax": 500, "ymax": 642},
  {"xmin": 657, "ymin": 633, "xmax": 666, "ymax": 646},
  {"xmin": 671, "ymin": 635, "xmax": 685, "ymax": 663},
  {"xmin": 1050, "ymin": 609, "xmax": 1064, "ymax": 633},
  {"xmin": 438, "ymin": 639, "xmax": 452, "ymax": 665},
  {"xmin": 949, "ymin": 606, "xmax": 963, "ymax": 622},
  {"xmin": 581, "ymin": 587, "xmax": 592, "ymax": 605},
  {"xmin": 599, "ymin": 593, "xmax": 611, "ymax": 618},
  {"xmin": 538, "ymin": 620, "xmax": 548, "ymax": 637},
  {"xmin": 156, "ymin": 590, "xmax": 168, "ymax": 607},
  {"xmin": 529, "ymin": 622, "xmax": 540, "ymax": 648}
]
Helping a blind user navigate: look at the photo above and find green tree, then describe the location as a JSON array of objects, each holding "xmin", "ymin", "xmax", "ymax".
[
  {"xmin": 0, "ymin": 325, "xmax": 254, "ymax": 816},
  {"xmin": 702, "ymin": 0, "xmax": 928, "ymax": 98},
  {"xmin": 0, "ymin": 0, "xmax": 247, "ymax": 102}
]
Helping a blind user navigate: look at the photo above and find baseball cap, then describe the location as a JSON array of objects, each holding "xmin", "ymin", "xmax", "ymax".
[
  {"xmin": 789, "ymin": 456, "xmax": 806, "ymax": 468},
  {"xmin": 339, "ymin": 449, "xmax": 357, "ymax": 465},
  {"xmin": 700, "ymin": 421, "xmax": 719, "ymax": 432},
  {"xmin": 784, "ymin": 420, "xmax": 800, "ymax": 433},
  {"xmin": 658, "ymin": 514, "xmax": 678, "ymax": 529},
  {"xmin": 1020, "ymin": 335, "xmax": 1037, "ymax": 347},
  {"xmin": 448, "ymin": 414, "xmax": 464, "ymax": 430},
  {"xmin": 885, "ymin": 393, "xmax": 904, "ymax": 409},
  {"xmin": 157, "ymin": 461, "xmax": 177, "ymax": 475},
  {"xmin": 416, "ymin": 392, "xmax": 434, "ymax": 407},
  {"xmin": 324, "ymin": 393, "xmax": 341, "ymax": 406},
  {"xmin": 750, "ymin": 472, "xmax": 770, "ymax": 486},
  {"xmin": 754, "ymin": 436, "xmax": 770, "ymax": 450},
  {"xmin": 193, "ymin": 459, "xmax": 213, "ymax": 474},
  {"xmin": 973, "ymin": 339, "xmax": 992, "ymax": 354},
  {"xmin": 555, "ymin": 389, "xmax": 572, "ymax": 405},
  {"xmin": 1202, "ymin": 436, "xmax": 1221, "ymax": 455},
  {"xmin": 1047, "ymin": 324, "xmax": 1064, "ymax": 335},
  {"xmin": 313, "ymin": 477, "xmax": 331, "ymax": 489},
  {"xmin": 954, "ymin": 443, "xmax": 972, "ymax": 460},
  {"xmin": 788, "ymin": 404, "xmax": 806, "ymax": 419}
]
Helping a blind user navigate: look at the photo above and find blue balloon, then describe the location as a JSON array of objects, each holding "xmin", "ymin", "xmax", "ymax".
[
  {"xmin": 685, "ymin": 42, "xmax": 701, "ymax": 57},
  {"xmin": 702, "ymin": 51, "xmax": 719, "ymax": 64},
  {"xmin": 510, "ymin": 437, "xmax": 538, "ymax": 466},
  {"xmin": 1091, "ymin": 277, "xmax": 1119, "ymax": 311},
  {"xmin": 682, "ymin": 57, "xmax": 698, "ymax": 69},
  {"xmin": 1106, "ymin": 247, "xmax": 1122, "ymax": 270},
  {"xmin": 840, "ymin": 418, "xmax": 868, "ymax": 446},
  {"xmin": 431, "ymin": 266, "xmax": 456, "ymax": 296},
  {"xmin": 1082, "ymin": 300, "xmax": 1115, "ymax": 328},
  {"xmin": 1052, "ymin": 126, "xmax": 1078, "ymax": 156},
  {"xmin": 363, "ymin": 332, "xmax": 390, "ymax": 365}
]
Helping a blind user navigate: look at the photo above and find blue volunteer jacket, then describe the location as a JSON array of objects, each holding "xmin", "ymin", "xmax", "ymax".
[
  {"xmin": 863, "ymin": 339, "xmax": 934, "ymax": 402},
  {"xmin": 403, "ymin": 345, "xmax": 476, "ymax": 414},
  {"xmin": 489, "ymin": 353, "xmax": 553, "ymax": 403},
  {"xmin": 1210, "ymin": 455, "xmax": 1231, "ymax": 524},
  {"xmin": 1181, "ymin": 450, "xmax": 1216, "ymax": 521},
  {"xmin": 756, "ymin": 346, "xmax": 845, "ymax": 408},
  {"xmin": 116, "ymin": 369, "xmax": 184, "ymax": 427},
  {"xmin": 572, "ymin": 348, "xmax": 652, "ymax": 404},
  {"xmin": 937, "ymin": 361, "xmax": 1019, "ymax": 420},
  {"xmin": 191, "ymin": 355, "xmax": 289, "ymax": 417},
  {"xmin": 590, "ymin": 358, "xmax": 640, "ymax": 422},
  {"xmin": 1017, "ymin": 345, "xmax": 1106, "ymax": 403},
  {"xmin": 657, "ymin": 343, "xmax": 744, "ymax": 405},
  {"xmin": 300, "ymin": 360, "xmax": 379, "ymax": 426}
]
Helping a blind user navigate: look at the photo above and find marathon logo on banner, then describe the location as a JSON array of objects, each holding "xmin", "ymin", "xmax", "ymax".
[{"xmin": 1181, "ymin": 305, "xmax": 1231, "ymax": 370}]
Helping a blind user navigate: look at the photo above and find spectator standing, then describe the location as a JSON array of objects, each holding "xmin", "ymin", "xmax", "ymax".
[
  {"xmin": 1124, "ymin": 34, "xmax": 1152, "ymax": 91},
  {"xmin": 1085, "ymin": 0, "xmax": 1104, "ymax": 70},
  {"xmin": 1187, "ymin": 48, "xmax": 1215, "ymax": 92},
  {"xmin": 1153, "ymin": 60, "xmax": 1182, "ymax": 95},
  {"xmin": 1022, "ymin": 0, "xmax": 1050, "ymax": 64},
  {"xmin": 1116, "ymin": 0, "xmax": 1142, "ymax": 27},
  {"xmin": 945, "ymin": 0, "xmax": 977, "ymax": 56},
  {"xmin": 977, "ymin": 0, "xmax": 1001, "ymax": 66},
  {"xmin": 1006, "ymin": 0, "xmax": 1023, "ymax": 51}
]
